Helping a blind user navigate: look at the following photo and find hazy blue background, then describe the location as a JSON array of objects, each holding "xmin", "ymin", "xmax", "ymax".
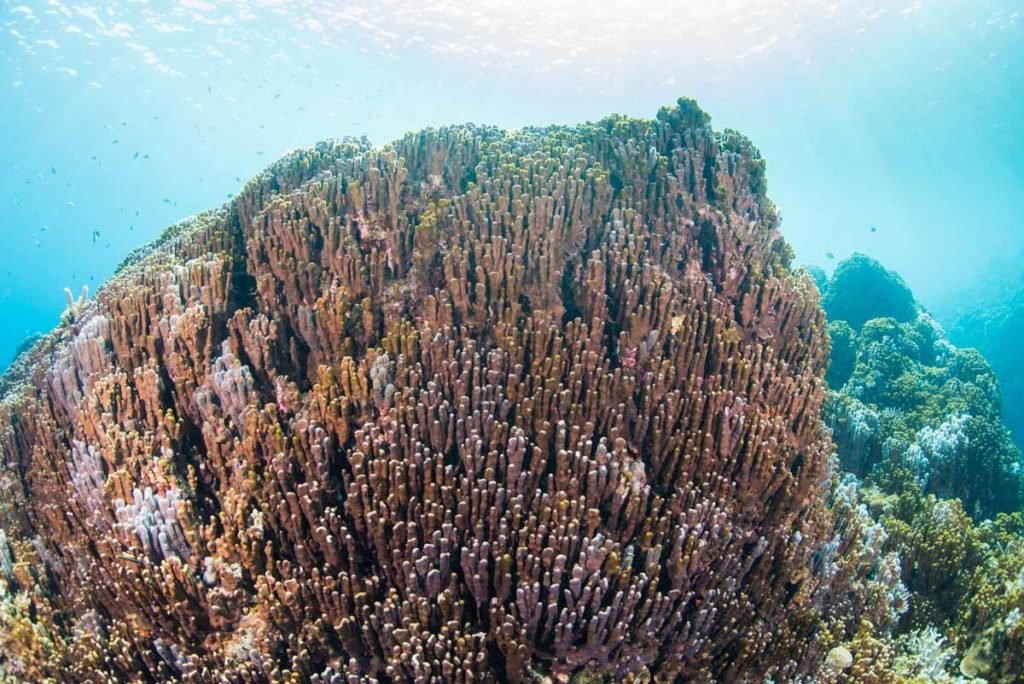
[{"xmin": 1, "ymin": 0, "xmax": 1021, "ymax": 370}]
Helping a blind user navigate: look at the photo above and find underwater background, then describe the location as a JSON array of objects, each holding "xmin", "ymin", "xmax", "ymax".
[
  {"xmin": 2, "ymin": 1, "xmax": 1024, "ymax": 682},
  {"xmin": 2, "ymin": 0, "xmax": 1023, "ymax": 370}
]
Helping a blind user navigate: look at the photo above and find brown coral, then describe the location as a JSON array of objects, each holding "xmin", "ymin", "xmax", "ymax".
[{"xmin": 0, "ymin": 100, "xmax": 896, "ymax": 681}]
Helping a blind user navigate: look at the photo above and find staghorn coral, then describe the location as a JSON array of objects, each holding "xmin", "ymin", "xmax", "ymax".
[
  {"xmin": 61, "ymin": 285, "xmax": 90, "ymax": 325},
  {"xmin": 0, "ymin": 99, "xmax": 901, "ymax": 682},
  {"xmin": 891, "ymin": 626, "xmax": 957, "ymax": 681}
]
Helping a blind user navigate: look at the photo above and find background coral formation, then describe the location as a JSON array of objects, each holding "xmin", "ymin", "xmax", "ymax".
[
  {"xmin": 821, "ymin": 254, "xmax": 1024, "ymax": 682},
  {"xmin": 822, "ymin": 254, "xmax": 918, "ymax": 332},
  {"xmin": 0, "ymin": 101, "xmax": 900, "ymax": 681},
  {"xmin": 948, "ymin": 289, "xmax": 1024, "ymax": 452},
  {"xmin": 822, "ymin": 255, "xmax": 1024, "ymax": 521}
]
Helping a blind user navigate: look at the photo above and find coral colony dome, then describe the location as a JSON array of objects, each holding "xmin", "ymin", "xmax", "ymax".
[
  {"xmin": 0, "ymin": 99, "xmax": 904, "ymax": 681},
  {"xmin": 1, "ymin": 2, "xmax": 1023, "ymax": 682}
]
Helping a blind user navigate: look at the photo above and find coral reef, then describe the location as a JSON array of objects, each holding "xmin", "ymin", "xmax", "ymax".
[
  {"xmin": 854, "ymin": 489, "xmax": 1024, "ymax": 683},
  {"xmin": 957, "ymin": 513, "xmax": 1024, "ymax": 681},
  {"xmin": 821, "ymin": 260, "xmax": 1024, "ymax": 520},
  {"xmin": 0, "ymin": 100, "xmax": 901, "ymax": 681},
  {"xmin": 825, "ymin": 320, "xmax": 857, "ymax": 390},
  {"xmin": 821, "ymin": 254, "xmax": 917, "ymax": 332},
  {"xmin": 0, "ymin": 333, "xmax": 44, "ymax": 399},
  {"xmin": 948, "ymin": 288, "xmax": 1024, "ymax": 451},
  {"xmin": 822, "ymin": 254, "xmax": 1024, "ymax": 682}
]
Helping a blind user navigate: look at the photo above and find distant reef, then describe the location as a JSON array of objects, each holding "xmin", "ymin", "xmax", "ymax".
[
  {"xmin": 820, "ymin": 254, "xmax": 1024, "ymax": 681},
  {"xmin": 0, "ymin": 98, "xmax": 905, "ymax": 682},
  {"xmin": 947, "ymin": 288, "xmax": 1024, "ymax": 452}
]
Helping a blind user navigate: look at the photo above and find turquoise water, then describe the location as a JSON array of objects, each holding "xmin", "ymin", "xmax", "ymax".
[
  {"xmin": 1, "ymin": 0, "xmax": 1021, "ymax": 371},
  {"xmin": 4, "ymin": 5, "xmax": 1024, "ymax": 679}
]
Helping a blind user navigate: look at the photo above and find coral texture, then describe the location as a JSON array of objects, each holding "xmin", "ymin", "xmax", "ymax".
[{"xmin": 0, "ymin": 100, "xmax": 896, "ymax": 682}]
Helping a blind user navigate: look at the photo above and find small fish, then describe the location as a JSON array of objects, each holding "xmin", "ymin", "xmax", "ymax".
[
  {"xmin": 66, "ymin": 201, "xmax": 75, "ymax": 207},
  {"xmin": 133, "ymin": 151, "xmax": 139, "ymax": 160},
  {"xmin": 825, "ymin": 252, "xmax": 835, "ymax": 260},
  {"xmin": 91, "ymin": 230, "xmax": 100, "ymax": 243},
  {"xmin": 111, "ymin": 139, "xmax": 119, "ymax": 144},
  {"xmin": 870, "ymin": 225, "xmax": 877, "ymax": 233},
  {"xmin": 163, "ymin": 198, "xmax": 173, "ymax": 204},
  {"xmin": 51, "ymin": 167, "xmax": 57, "ymax": 175}
]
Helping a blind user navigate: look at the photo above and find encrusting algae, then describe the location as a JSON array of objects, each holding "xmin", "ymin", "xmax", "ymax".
[{"xmin": 0, "ymin": 98, "xmax": 985, "ymax": 682}]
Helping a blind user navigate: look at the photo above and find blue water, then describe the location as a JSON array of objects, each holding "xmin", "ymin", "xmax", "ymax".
[{"xmin": 1, "ymin": 0, "xmax": 1022, "ymax": 370}]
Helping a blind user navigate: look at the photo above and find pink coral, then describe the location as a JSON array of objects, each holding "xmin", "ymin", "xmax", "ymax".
[{"xmin": 0, "ymin": 100, "xmax": 898, "ymax": 682}]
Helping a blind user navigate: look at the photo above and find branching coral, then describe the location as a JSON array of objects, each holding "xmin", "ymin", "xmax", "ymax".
[
  {"xmin": 61, "ymin": 285, "xmax": 89, "ymax": 325},
  {"xmin": 0, "ymin": 99, "xmax": 901, "ymax": 681},
  {"xmin": 957, "ymin": 514, "xmax": 1024, "ymax": 681}
]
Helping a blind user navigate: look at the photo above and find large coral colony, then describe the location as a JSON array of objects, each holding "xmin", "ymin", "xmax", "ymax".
[{"xmin": 0, "ymin": 98, "xmax": 1019, "ymax": 683}]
